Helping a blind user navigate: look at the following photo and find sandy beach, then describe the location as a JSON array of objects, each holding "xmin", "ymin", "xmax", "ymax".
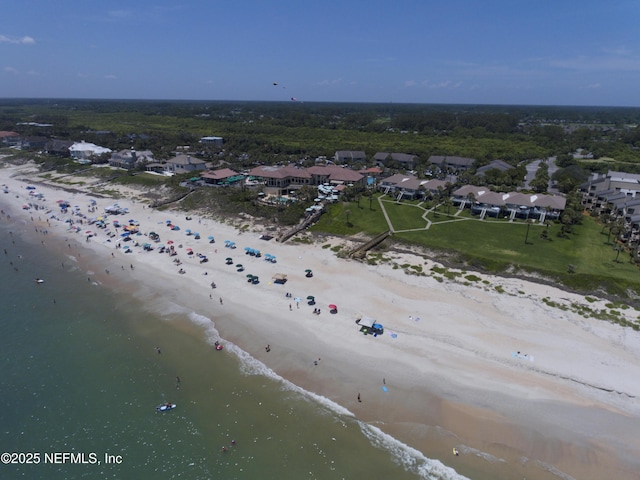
[{"xmin": 2, "ymin": 162, "xmax": 640, "ymax": 480}]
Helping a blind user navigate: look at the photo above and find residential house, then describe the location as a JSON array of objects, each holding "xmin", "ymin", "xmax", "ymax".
[
  {"xmin": 373, "ymin": 152, "xmax": 418, "ymax": 169},
  {"xmin": 165, "ymin": 154, "xmax": 207, "ymax": 174},
  {"xmin": 306, "ymin": 165, "xmax": 365, "ymax": 187},
  {"xmin": 452, "ymin": 185, "xmax": 566, "ymax": 220},
  {"xmin": 428, "ymin": 155, "xmax": 475, "ymax": 171},
  {"xmin": 109, "ymin": 149, "xmax": 155, "ymax": 170},
  {"xmin": 20, "ymin": 136, "xmax": 49, "ymax": 150},
  {"xmin": 334, "ymin": 150, "xmax": 366, "ymax": 164},
  {"xmin": 69, "ymin": 141, "xmax": 112, "ymax": 162},
  {"xmin": 246, "ymin": 165, "xmax": 312, "ymax": 194},
  {"xmin": 200, "ymin": 168, "xmax": 243, "ymax": 186},
  {"xmin": 46, "ymin": 139, "xmax": 74, "ymax": 157},
  {"xmin": 476, "ymin": 159, "xmax": 513, "ymax": 176},
  {"xmin": 0, "ymin": 131, "xmax": 20, "ymax": 147},
  {"xmin": 199, "ymin": 136, "xmax": 223, "ymax": 147},
  {"xmin": 580, "ymin": 170, "xmax": 640, "ymax": 215},
  {"xmin": 378, "ymin": 173, "xmax": 432, "ymax": 199}
]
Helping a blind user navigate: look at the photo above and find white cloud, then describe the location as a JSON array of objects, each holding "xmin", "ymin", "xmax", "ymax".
[
  {"xmin": 583, "ymin": 82, "xmax": 601, "ymax": 89},
  {"xmin": 104, "ymin": 74, "xmax": 117, "ymax": 80},
  {"xmin": 3, "ymin": 66, "xmax": 19, "ymax": 74},
  {"xmin": 0, "ymin": 35, "xmax": 35, "ymax": 45}
]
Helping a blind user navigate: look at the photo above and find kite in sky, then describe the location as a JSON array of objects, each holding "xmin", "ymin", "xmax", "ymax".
[{"xmin": 273, "ymin": 82, "xmax": 301, "ymax": 102}]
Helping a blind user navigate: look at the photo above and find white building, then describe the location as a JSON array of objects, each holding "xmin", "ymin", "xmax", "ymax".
[
  {"xmin": 69, "ymin": 141, "xmax": 112, "ymax": 161},
  {"xmin": 199, "ymin": 136, "xmax": 223, "ymax": 147}
]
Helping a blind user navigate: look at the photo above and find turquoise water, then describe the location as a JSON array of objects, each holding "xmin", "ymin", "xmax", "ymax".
[{"xmin": 0, "ymin": 211, "xmax": 469, "ymax": 480}]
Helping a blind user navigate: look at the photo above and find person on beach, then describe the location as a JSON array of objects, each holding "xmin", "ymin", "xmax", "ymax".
[
  {"xmin": 219, "ymin": 297, "xmax": 223, "ymax": 305},
  {"xmin": 265, "ymin": 345, "xmax": 270, "ymax": 352},
  {"xmin": 156, "ymin": 347, "xmax": 161, "ymax": 354},
  {"xmin": 357, "ymin": 393, "xmax": 361, "ymax": 402}
]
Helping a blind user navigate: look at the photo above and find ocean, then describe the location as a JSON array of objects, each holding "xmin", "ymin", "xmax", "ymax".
[{"xmin": 0, "ymin": 210, "xmax": 471, "ymax": 479}]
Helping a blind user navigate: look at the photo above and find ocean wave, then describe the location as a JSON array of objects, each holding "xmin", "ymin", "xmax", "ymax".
[
  {"xmin": 360, "ymin": 423, "xmax": 471, "ymax": 480},
  {"xmin": 189, "ymin": 310, "xmax": 470, "ymax": 480}
]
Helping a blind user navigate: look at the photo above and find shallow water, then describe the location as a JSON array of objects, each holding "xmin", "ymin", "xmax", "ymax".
[{"xmin": 0, "ymin": 213, "xmax": 470, "ymax": 479}]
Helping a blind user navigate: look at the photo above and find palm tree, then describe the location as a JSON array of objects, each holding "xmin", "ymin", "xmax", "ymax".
[{"xmin": 614, "ymin": 243, "xmax": 624, "ymax": 263}]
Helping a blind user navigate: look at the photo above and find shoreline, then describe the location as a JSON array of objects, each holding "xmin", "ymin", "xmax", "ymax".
[{"xmin": 2, "ymin": 162, "xmax": 640, "ymax": 480}]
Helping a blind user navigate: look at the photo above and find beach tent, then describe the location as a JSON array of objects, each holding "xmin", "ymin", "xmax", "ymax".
[
  {"xmin": 357, "ymin": 316, "xmax": 384, "ymax": 336},
  {"xmin": 272, "ymin": 273, "xmax": 287, "ymax": 284},
  {"xmin": 358, "ymin": 317, "xmax": 376, "ymax": 328}
]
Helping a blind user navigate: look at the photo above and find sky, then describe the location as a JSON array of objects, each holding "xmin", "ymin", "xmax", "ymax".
[{"xmin": 2, "ymin": 0, "xmax": 640, "ymax": 106}]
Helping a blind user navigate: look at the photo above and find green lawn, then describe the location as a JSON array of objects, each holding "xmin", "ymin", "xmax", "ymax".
[
  {"xmin": 380, "ymin": 200, "xmax": 428, "ymax": 231},
  {"xmin": 313, "ymin": 195, "xmax": 640, "ymax": 296}
]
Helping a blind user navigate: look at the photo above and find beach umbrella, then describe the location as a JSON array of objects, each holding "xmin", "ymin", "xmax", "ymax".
[
  {"xmin": 166, "ymin": 220, "xmax": 172, "ymax": 224},
  {"xmin": 167, "ymin": 240, "xmax": 174, "ymax": 244},
  {"xmin": 305, "ymin": 269, "xmax": 312, "ymax": 272},
  {"xmin": 306, "ymin": 295, "xmax": 315, "ymax": 300},
  {"xmin": 246, "ymin": 274, "xmax": 254, "ymax": 278},
  {"xmin": 294, "ymin": 297, "xmax": 301, "ymax": 303},
  {"xmin": 236, "ymin": 264, "xmax": 243, "ymax": 267},
  {"xmin": 226, "ymin": 257, "xmax": 232, "ymax": 261},
  {"xmin": 328, "ymin": 304, "xmax": 337, "ymax": 310}
]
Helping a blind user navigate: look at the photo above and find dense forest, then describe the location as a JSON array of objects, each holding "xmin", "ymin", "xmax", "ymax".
[{"xmin": 2, "ymin": 98, "xmax": 640, "ymax": 194}]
